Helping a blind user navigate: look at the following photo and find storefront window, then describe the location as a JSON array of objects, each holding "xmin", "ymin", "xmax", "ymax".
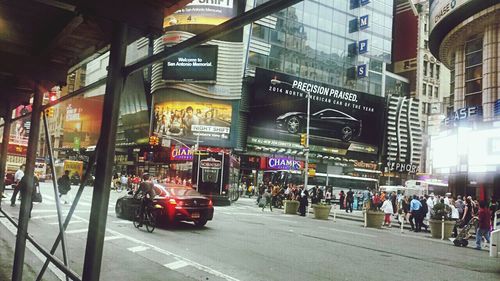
[{"xmin": 464, "ymin": 36, "xmax": 483, "ymax": 106}]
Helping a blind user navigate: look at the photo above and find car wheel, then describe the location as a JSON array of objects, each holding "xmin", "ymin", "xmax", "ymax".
[
  {"xmin": 115, "ymin": 201, "xmax": 123, "ymax": 218},
  {"xmin": 286, "ymin": 117, "xmax": 301, "ymax": 134},
  {"xmin": 194, "ymin": 218, "xmax": 208, "ymax": 228},
  {"xmin": 341, "ymin": 126, "xmax": 353, "ymax": 142}
]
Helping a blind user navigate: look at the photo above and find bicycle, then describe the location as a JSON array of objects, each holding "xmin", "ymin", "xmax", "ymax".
[{"xmin": 133, "ymin": 200, "xmax": 163, "ymax": 233}]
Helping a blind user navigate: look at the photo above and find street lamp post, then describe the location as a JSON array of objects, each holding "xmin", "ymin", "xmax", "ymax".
[{"xmin": 270, "ymin": 79, "xmax": 311, "ymax": 190}]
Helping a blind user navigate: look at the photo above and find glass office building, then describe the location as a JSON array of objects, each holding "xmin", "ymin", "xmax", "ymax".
[{"xmin": 246, "ymin": 0, "xmax": 394, "ymax": 96}]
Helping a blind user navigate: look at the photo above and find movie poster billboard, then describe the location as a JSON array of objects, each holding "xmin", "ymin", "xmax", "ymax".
[
  {"xmin": 10, "ymin": 105, "xmax": 32, "ymax": 146},
  {"xmin": 152, "ymin": 100, "xmax": 232, "ymax": 143},
  {"xmin": 62, "ymin": 96, "xmax": 104, "ymax": 149},
  {"xmin": 164, "ymin": 0, "xmax": 238, "ymax": 27},
  {"xmin": 248, "ymin": 68, "xmax": 385, "ymax": 159}
]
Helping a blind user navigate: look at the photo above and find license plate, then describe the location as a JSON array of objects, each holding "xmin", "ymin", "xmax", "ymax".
[{"xmin": 191, "ymin": 212, "xmax": 200, "ymax": 219}]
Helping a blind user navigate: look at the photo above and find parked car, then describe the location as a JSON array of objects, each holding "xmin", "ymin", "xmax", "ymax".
[
  {"xmin": 115, "ymin": 183, "xmax": 214, "ymax": 227},
  {"xmin": 276, "ymin": 108, "xmax": 362, "ymax": 142}
]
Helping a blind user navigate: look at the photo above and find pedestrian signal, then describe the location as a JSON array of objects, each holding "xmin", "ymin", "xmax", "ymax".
[{"xmin": 300, "ymin": 133, "xmax": 307, "ymax": 146}]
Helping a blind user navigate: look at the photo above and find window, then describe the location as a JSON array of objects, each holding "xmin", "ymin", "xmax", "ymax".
[
  {"xmin": 423, "ymin": 61, "xmax": 428, "ymax": 76},
  {"xmin": 436, "ymin": 65, "xmax": 440, "ymax": 79},
  {"xmin": 424, "ymin": 40, "xmax": 428, "ymax": 49},
  {"xmin": 422, "ymin": 83, "xmax": 426, "ymax": 96},
  {"xmin": 434, "ymin": 86, "xmax": 439, "ymax": 98},
  {"xmin": 429, "ymin": 63, "xmax": 434, "ymax": 78},
  {"xmin": 428, "ymin": 85, "xmax": 432, "ymax": 98},
  {"xmin": 464, "ymin": 37, "xmax": 483, "ymax": 106}
]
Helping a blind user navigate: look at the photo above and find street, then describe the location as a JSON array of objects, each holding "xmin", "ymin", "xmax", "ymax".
[{"xmin": 1, "ymin": 182, "xmax": 499, "ymax": 281}]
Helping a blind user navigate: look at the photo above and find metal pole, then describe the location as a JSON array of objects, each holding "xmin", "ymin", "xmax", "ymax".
[
  {"xmin": 37, "ymin": 141, "xmax": 99, "ymax": 281},
  {"xmin": 304, "ymin": 93, "xmax": 310, "ymax": 190},
  {"xmin": 0, "ymin": 105, "xmax": 12, "ymax": 207},
  {"xmin": 82, "ymin": 22, "xmax": 127, "ymax": 281},
  {"xmin": 12, "ymin": 82, "xmax": 43, "ymax": 281},
  {"xmin": 42, "ymin": 113, "xmax": 70, "ymax": 281}
]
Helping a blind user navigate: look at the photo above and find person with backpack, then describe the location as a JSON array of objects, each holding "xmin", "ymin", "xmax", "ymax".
[
  {"xmin": 57, "ymin": 170, "xmax": 72, "ymax": 204},
  {"xmin": 420, "ymin": 195, "xmax": 429, "ymax": 232}
]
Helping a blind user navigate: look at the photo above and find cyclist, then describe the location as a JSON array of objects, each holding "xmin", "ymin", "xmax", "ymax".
[{"xmin": 134, "ymin": 173, "xmax": 156, "ymax": 227}]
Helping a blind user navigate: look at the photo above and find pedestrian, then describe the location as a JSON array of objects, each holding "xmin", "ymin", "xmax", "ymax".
[
  {"xmin": 339, "ymin": 190, "xmax": 345, "ymax": 210},
  {"xmin": 490, "ymin": 197, "xmax": 499, "ymax": 230},
  {"xmin": 391, "ymin": 191, "xmax": 398, "ymax": 216},
  {"xmin": 346, "ymin": 188, "xmax": 354, "ymax": 213},
  {"xmin": 454, "ymin": 197, "xmax": 474, "ymax": 237},
  {"xmin": 409, "ymin": 195, "xmax": 422, "ymax": 232},
  {"xmin": 419, "ymin": 196, "xmax": 429, "ymax": 232},
  {"xmin": 260, "ymin": 188, "xmax": 272, "ymax": 212},
  {"xmin": 426, "ymin": 194, "xmax": 435, "ymax": 221},
  {"xmin": 476, "ymin": 200, "xmax": 491, "ymax": 250},
  {"xmin": 10, "ymin": 164, "xmax": 25, "ymax": 207},
  {"xmin": 455, "ymin": 195, "xmax": 465, "ymax": 218},
  {"xmin": 57, "ymin": 170, "xmax": 72, "ymax": 204},
  {"xmin": 317, "ymin": 187, "xmax": 324, "ymax": 203},
  {"xmin": 325, "ymin": 187, "xmax": 332, "ymax": 205},
  {"xmin": 381, "ymin": 197, "xmax": 394, "ymax": 227},
  {"xmin": 311, "ymin": 186, "xmax": 318, "ymax": 204},
  {"xmin": 299, "ymin": 187, "xmax": 309, "ymax": 216},
  {"xmin": 401, "ymin": 196, "xmax": 410, "ymax": 223}
]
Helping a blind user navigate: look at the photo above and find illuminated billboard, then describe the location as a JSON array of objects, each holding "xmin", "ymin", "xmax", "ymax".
[
  {"xmin": 164, "ymin": 0, "xmax": 238, "ymax": 27},
  {"xmin": 162, "ymin": 45, "xmax": 218, "ymax": 82},
  {"xmin": 153, "ymin": 100, "xmax": 232, "ymax": 141},
  {"xmin": 62, "ymin": 96, "xmax": 104, "ymax": 149}
]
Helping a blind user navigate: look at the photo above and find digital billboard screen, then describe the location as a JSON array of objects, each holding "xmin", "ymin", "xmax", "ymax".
[
  {"xmin": 162, "ymin": 45, "xmax": 218, "ymax": 82},
  {"xmin": 62, "ymin": 96, "xmax": 104, "ymax": 149},
  {"xmin": 164, "ymin": 0, "xmax": 238, "ymax": 27},
  {"xmin": 248, "ymin": 68, "xmax": 385, "ymax": 159},
  {"xmin": 153, "ymin": 100, "xmax": 232, "ymax": 141}
]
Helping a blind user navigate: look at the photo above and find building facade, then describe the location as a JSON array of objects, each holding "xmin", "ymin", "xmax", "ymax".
[{"xmin": 429, "ymin": 0, "xmax": 500, "ymax": 199}]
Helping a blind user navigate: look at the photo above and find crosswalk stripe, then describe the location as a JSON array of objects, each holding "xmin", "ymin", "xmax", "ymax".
[
  {"xmin": 66, "ymin": 228, "xmax": 88, "ymax": 234},
  {"xmin": 104, "ymin": 236, "xmax": 123, "ymax": 241},
  {"xmin": 164, "ymin": 260, "xmax": 189, "ymax": 270},
  {"xmin": 49, "ymin": 221, "xmax": 85, "ymax": 225},
  {"xmin": 128, "ymin": 245, "xmax": 150, "ymax": 253}
]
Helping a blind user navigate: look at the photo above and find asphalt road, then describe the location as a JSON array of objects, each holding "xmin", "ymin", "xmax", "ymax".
[{"xmin": 1, "ymin": 182, "xmax": 499, "ymax": 281}]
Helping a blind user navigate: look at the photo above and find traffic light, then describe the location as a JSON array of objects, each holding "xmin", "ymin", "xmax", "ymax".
[
  {"xmin": 300, "ymin": 133, "xmax": 307, "ymax": 146},
  {"xmin": 149, "ymin": 135, "xmax": 159, "ymax": 146},
  {"xmin": 48, "ymin": 91, "xmax": 58, "ymax": 103},
  {"xmin": 45, "ymin": 107, "xmax": 54, "ymax": 117}
]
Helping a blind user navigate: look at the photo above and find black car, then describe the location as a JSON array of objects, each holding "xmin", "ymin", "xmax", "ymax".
[
  {"xmin": 276, "ymin": 108, "xmax": 362, "ymax": 142},
  {"xmin": 115, "ymin": 183, "xmax": 214, "ymax": 227}
]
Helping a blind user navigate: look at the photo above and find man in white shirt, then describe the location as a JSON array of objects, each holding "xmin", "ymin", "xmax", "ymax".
[
  {"xmin": 443, "ymin": 193, "xmax": 451, "ymax": 206},
  {"xmin": 10, "ymin": 165, "xmax": 25, "ymax": 207},
  {"xmin": 426, "ymin": 194, "xmax": 435, "ymax": 221}
]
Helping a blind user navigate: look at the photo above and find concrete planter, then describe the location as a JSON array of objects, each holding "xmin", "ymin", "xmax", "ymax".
[
  {"xmin": 365, "ymin": 210, "xmax": 385, "ymax": 228},
  {"xmin": 429, "ymin": 219, "xmax": 455, "ymax": 239},
  {"xmin": 312, "ymin": 204, "xmax": 332, "ymax": 220},
  {"xmin": 284, "ymin": 200, "xmax": 299, "ymax": 214}
]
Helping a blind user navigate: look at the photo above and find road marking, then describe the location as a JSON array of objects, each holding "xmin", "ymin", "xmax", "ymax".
[
  {"xmin": 49, "ymin": 221, "xmax": 85, "ymax": 225},
  {"xmin": 319, "ymin": 226, "xmax": 377, "ymax": 238},
  {"xmin": 66, "ymin": 228, "xmax": 88, "ymax": 234},
  {"xmin": 111, "ymin": 220, "xmax": 131, "ymax": 224},
  {"xmin": 0, "ymin": 215, "xmax": 66, "ymax": 281},
  {"xmin": 128, "ymin": 245, "xmax": 150, "ymax": 253},
  {"xmin": 104, "ymin": 236, "xmax": 123, "ymax": 241},
  {"xmin": 164, "ymin": 260, "xmax": 189, "ymax": 270},
  {"xmin": 31, "ymin": 214, "xmax": 59, "ymax": 220},
  {"xmin": 72, "ymin": 214, "xmax": 241, "ymax": 281}
]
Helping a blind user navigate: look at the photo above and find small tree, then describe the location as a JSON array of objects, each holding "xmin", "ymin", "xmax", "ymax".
[{"xmin": 431, "ymin": 203, "xmax": 452, "ymax": 220}]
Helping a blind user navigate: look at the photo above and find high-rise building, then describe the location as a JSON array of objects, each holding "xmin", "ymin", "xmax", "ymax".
[
  {"xmin": 392, "ymin": 0, "xmax": 451, "ymax": 174},
  {"xmin": 428, "ymin": 0, "xmax": 500, "ymax": 199}
]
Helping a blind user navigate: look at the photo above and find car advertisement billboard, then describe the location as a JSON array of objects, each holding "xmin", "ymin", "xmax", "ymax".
[
  {"xmin": 62, "ymin": 96, "xmax": 104, "ymax": 149},
  {"xmin": 164, "ymin": 0, "xmax": 238, "ymax": 27},
  {"xmin": 162, "ymin": 45, "xmax": 218, "ymax": 82},
  {"xmin": 248, "ymin": 68, "xmax": 385, "ymax": 159}
]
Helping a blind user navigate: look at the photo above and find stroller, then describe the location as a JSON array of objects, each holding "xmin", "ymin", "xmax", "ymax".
[{"xmin": 453, "ymin": 217, "xmax": 479, "ymax": 247}]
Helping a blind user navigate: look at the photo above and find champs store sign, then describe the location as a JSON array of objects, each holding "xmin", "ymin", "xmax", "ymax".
[{"xmin": 261, "ymin": 157, "xmax": 304, "ymax": 171}]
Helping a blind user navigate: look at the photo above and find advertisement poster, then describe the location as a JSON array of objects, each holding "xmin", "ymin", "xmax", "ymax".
[
  {"xmin": 163, "ymin": 45, "xmax": 218, "ymax": 82},
  {"xmin": 153, "ymin": 100, "xmax": 232, "ymax": 141},
  {"xmin": 62, "ymin": 96, "xmax": 104, "ymax": 149},
  {"xmin": 164, "ymin": 0, "xmax": 238, "ymax": 27},
  {"xmin": 10, "ymin": 105, "xmax": 32, "ymax": 146},
  {"xmin": 248, "ymin": 68, "xmax": 385, "ymax": 159}
]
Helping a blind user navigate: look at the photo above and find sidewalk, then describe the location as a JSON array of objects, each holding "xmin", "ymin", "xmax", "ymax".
[{"xmin": 0, "ymin": 205, "xmax": 60, "ymax": 281}]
